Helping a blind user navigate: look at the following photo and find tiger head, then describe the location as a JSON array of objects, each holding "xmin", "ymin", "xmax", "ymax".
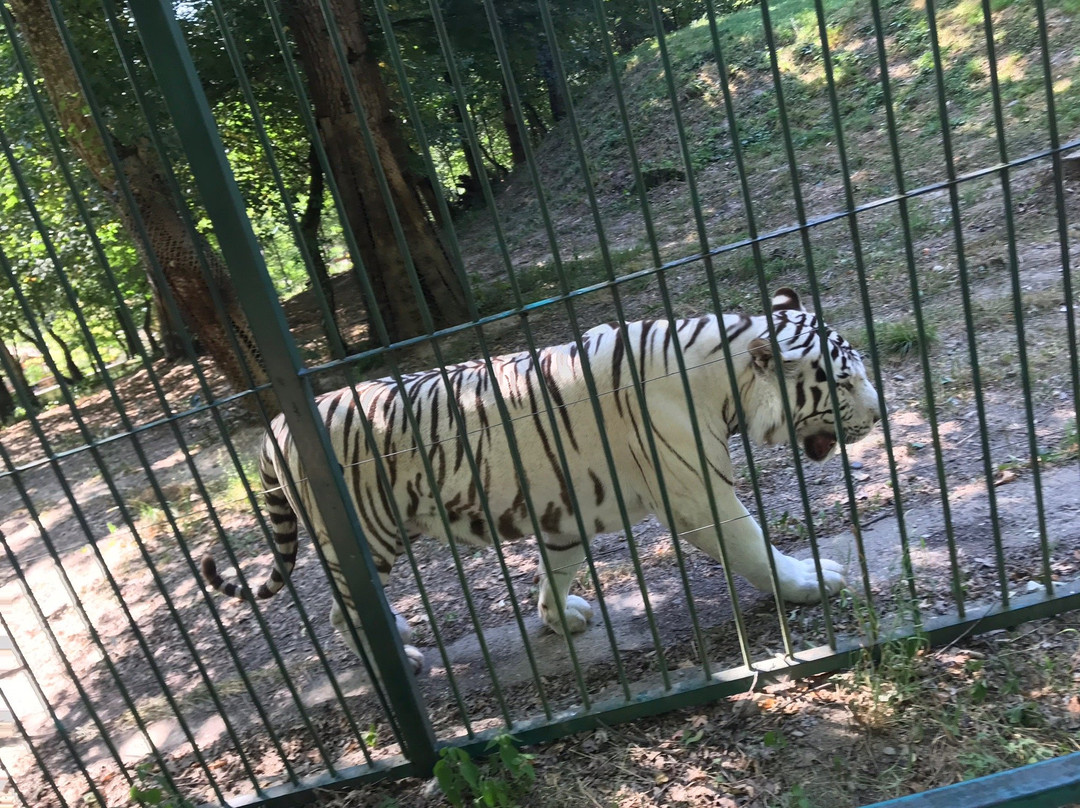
[{"xmin": 747, "ymin": 288, "xmax": 881, "ymax": 462}]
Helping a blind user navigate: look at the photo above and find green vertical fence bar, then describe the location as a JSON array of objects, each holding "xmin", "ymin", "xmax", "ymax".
[
  {"xmin": 124, "ymin": 0, "xmax": 439, "ymax": 777},
  {"xmin": 289, "ymin": 0, "xmax": 547, "ymax": 728},
  {"xmin": 697, "ymin": 0, "xmax": 803, "ymax": 651},
  {"xmin": 867, "ymin": 0, "xmax": 947, "ymax": 614},
  {"xmin": 756, "ymin": 0, "xmax": 867, "ymax": 642},
  {"xmin": 423, "ymin": 0, "xmax": 681, "ymax": 706},
  {"xmin": 256, "ymin": 0, "xmax": 492, "ymax": 737},
  {"xmin": 476, "ymin": 0, "xmax": 703, "ymax": 685},
  {"xmin": 1033, "ymin": 0, "xmax": 1080, "ymax": 484}
]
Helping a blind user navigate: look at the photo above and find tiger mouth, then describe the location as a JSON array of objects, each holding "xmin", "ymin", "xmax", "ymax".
[{"xmin": 803, "ymin": 432, "xmax": 837, "ymax": 462}]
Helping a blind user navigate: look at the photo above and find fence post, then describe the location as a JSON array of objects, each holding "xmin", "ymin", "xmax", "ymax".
[{"xmin": 124, "ymin": 0, "xmax": 438, "ymax": 774}]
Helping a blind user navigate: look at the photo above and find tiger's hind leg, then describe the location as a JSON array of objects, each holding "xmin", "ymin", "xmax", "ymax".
[
  {"xmin": 325, "ymin": 530, "xmax": 423, "ymax": 675},
  {"xmin": 330, "ymin": 601, "xmax": 425, "ymax": 675},
  {"xmin": 537, "ymin": 534, "xmax": 593, "ymax": 636}
]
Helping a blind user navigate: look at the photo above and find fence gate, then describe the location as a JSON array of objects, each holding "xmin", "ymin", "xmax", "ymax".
[{"xmin": 0, "ymin": 0, "xmax": 1077, "ymax": 804}]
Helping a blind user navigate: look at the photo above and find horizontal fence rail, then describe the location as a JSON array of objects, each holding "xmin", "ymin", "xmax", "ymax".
[{"xmin": 0, "ymin": 0, "xmax": 1076, "ymax": 805}]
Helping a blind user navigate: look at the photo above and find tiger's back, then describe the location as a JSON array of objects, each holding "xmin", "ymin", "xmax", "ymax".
[{"xmin": 267, "ymin": 317, "xmax": 705, "ymax": 558}]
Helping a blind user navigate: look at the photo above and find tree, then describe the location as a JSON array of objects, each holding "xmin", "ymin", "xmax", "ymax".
[
  {"xmin": 6, "ymin": 0, "xmax": 272, "ymax": 410},
  {"xmin": 282, "ymin": 0, "xmax": 468, "ymax": 344},
  {"xmin": 0, "ymin": 338, "xmax": 37, "ymax": 413}
]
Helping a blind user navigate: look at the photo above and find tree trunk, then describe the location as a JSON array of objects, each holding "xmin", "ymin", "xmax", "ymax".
[
  {"xmin": 16, "ymin": 326, "xmax": 72, "ymax": 384},
  {"xmin": 299, "ymin": 144, "xmax": 347, "ymax": 359},
  {"xmin": 0, "ymin": 378, "xmax": 15, "ymax": 423},
  {"xmin": 284, "ymin": 0, "xmax": 468, "ymax": 346},
  {"xmin": 537, "ymin": 42, "xmax": 565, "ymax": 123},
  {"xmin": 43, "ymin": 324, "xmax": 84, "ymax": 383},
  {"xmin": 8, "ymin": 0, "xmax": 272, "ymax": 412},
  {"xmin": 115, "ymin": 306, "xmax": 143, "ymax": 358},
  {"xmin": 149, "ymin": 285, "xmax": 188, "ymax": 361},
  {"xmin": 523, "ymin": 100, "xmax": 548, "ymax": 140},
  {"xmin": 141, "ymin": 299, "xmax": 162, "ymax": 357},
  {"xmin": 501, "ymin": 88, "xmax": 527, "ymax": 166},
  {"xmin": 448, "ymin": 76, "xmax": 485, "ymax": 209},
  {"xmin": 0, "ymin": 339, "xmax": 38, "ymax": 411}
]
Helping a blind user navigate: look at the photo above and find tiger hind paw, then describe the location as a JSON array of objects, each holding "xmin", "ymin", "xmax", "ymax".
[
  {"xmin": 540, "ymin": 594, "xmax": 594, "ymax": 635},
  {"xmin": 404, "ymin": 644, "xmax": 425, "ymax": 675}
]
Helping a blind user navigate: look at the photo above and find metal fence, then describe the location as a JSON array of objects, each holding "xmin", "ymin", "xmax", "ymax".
[{"xmin": 0, "ymin": 0, "xmax": 1077, "ymax": 805}]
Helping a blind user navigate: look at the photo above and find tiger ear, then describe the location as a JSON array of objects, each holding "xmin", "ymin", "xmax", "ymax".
[
  {"xmin": 771, "ymin": 288, "xmax": 806, "ymax": 312},
  {"xmin": 748, "ymin": 337, "xmax": 773, "ymax": 372}
]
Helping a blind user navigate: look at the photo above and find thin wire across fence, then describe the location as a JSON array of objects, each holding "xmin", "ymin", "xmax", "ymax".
[{"xmin": 0, "ymin": 0, "xmax": 1076, "ymax": 805}]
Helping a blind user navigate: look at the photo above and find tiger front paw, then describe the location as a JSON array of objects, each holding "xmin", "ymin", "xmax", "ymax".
[
  {"xmin": 777, "ymin": 557, "xmax": 846, "ymax": 604},
  {"xmin": 539, "ymin": 594, "xmax": 594, "ymax": 635}
]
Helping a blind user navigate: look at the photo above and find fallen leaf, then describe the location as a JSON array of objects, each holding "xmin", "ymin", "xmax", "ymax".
[
  {"xmin": 1067, "ymin": 695, "xmax": 1080, "ymax": 714},
  {"xmin": 994, "ymin": 469, "xmax": 1018, "ymax": 486}
]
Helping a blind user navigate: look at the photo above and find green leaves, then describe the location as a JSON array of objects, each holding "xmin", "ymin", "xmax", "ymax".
[
  {"xmin": 433, "ymin": 735, "xmax": 536, "ymax": 808},
  {"xmin": 128, "ymin": 764, "xmax": 195, "ymax": 808}
]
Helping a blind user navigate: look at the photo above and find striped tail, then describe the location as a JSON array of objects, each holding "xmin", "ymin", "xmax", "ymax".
[{"xmin": 200, "ymin": 445, "xmax": 300, "ymax": 601}]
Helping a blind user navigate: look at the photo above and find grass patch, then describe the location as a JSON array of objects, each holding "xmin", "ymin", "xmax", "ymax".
[{"xmin": 876, "ymin": 318, "xmax": 938, "ymax": 357}]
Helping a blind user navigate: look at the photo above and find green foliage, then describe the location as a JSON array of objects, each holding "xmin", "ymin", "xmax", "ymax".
[
  {"xmin": 779, "ymin": 783, "xmax": 820, "ymax": 808},
  {"xmin": 129, "ymin": 764, "xmax": 194, "ymax": 808},
  {"xmin": 0, "ymin": 25, "xmax": 148, "ymax": 382},
  {"xmin": 433, "ymin": 735, "xmax": 536, "ymax": 808}
]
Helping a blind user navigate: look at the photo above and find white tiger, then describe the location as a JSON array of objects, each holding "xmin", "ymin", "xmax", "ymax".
[{"xmin": 202, "ymin": 288, "xmax": 881, "ymax": 673}]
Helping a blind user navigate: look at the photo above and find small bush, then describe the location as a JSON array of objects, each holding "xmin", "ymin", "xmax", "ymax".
[{"xmin": 434, "ymin": 735, "xmax": 536, "ymax": 808}]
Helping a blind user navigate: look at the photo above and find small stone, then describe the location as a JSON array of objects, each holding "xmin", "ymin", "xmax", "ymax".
[
  {"xmin": 882, "ymin": 746, "xmax": 897, "ymax": 756},
  {"xmin": 849, "ymin": 461, "xmax": 864, "ymax": 470}
]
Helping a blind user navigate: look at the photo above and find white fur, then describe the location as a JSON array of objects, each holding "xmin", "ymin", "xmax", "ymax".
[{"xmin": 256, "ymin": 296, "xmax": 881, "ymax": 672}]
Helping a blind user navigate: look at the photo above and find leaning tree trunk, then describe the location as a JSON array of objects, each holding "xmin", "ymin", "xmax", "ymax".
[
  {"xmin": 114, "ymin": 306, "xmax": 144, "ymax": 358},
  {"xmin": 141, "ymin": 299, "xmax": 162, "ymax": 357},
  {"xmin": 43, "ymin": 324, "xmax": 84, "ymax": 383},
  {"xmin": 0, "ymin": 339, "xmax": 38, "ymax": 412},
  {"xmin": 284, "ymin": 0, "xmax": 468, "ymax": 345},
  {"xmin": 8, "ymin": 0, "xmax": 272, "ymax": 413},
  {"xmin": 15, "ymin": 326, "xmax": 71, "ymax": 384},
  {"xmin": 0, "ymin": 378, "xmax": 15, "ymax": 423}
]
